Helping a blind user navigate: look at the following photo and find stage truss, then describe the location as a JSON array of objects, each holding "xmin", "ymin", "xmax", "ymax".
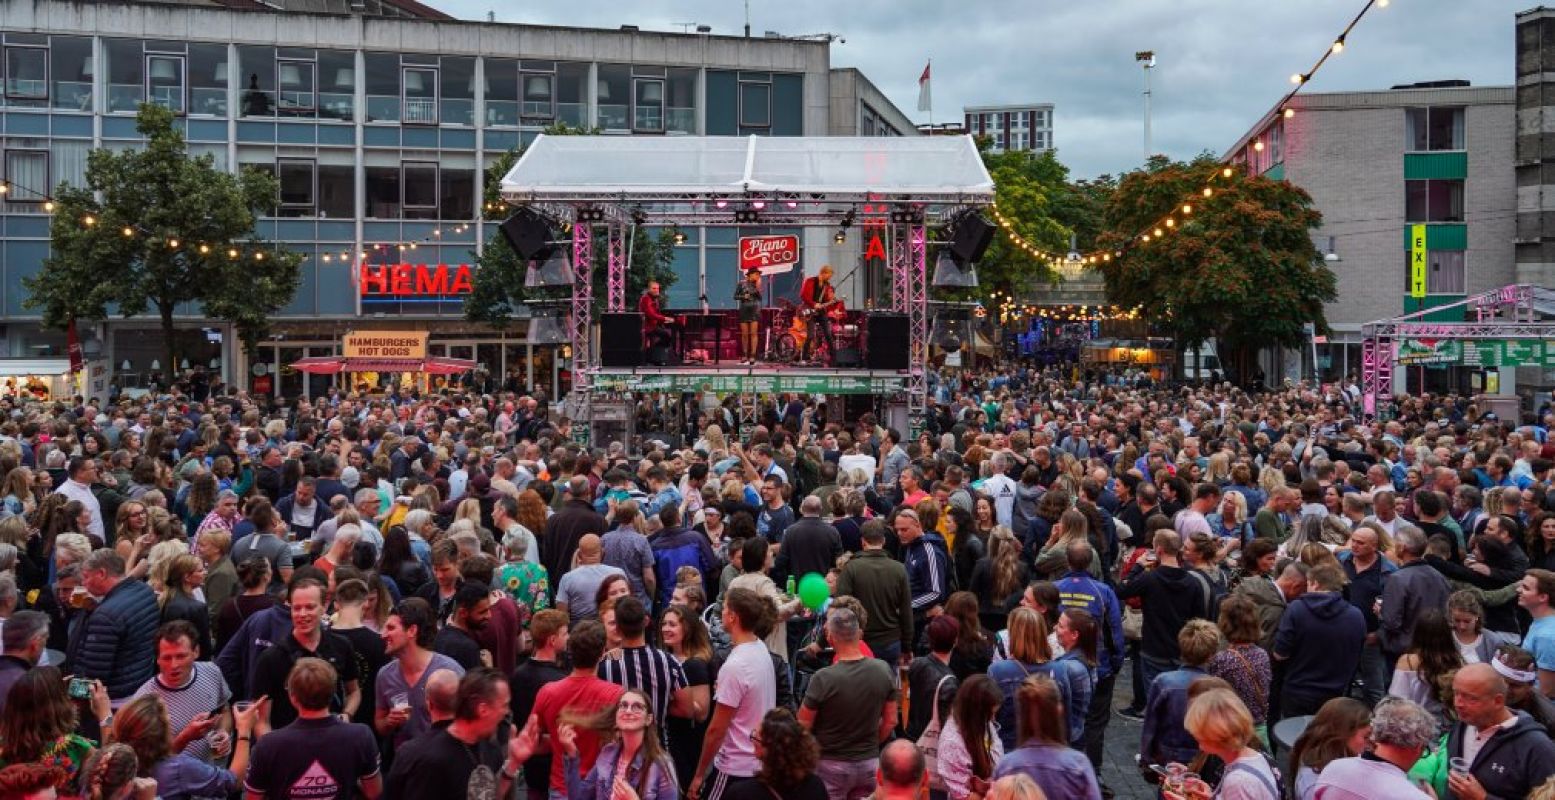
[
  {"xmin": 1361, "ymin": 284, "xmax": 1555, "ymax": 420},
  {"xmin": 501, "ymin": 134, "xmax": 995, "ymax": 445}
]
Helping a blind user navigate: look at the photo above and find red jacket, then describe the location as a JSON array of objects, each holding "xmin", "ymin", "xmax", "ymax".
[{"xmin": 638, "ymin": 292, "xmax": 669, "ymax": 330}]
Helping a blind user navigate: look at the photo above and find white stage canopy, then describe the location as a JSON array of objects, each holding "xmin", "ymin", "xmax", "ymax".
[{"xmin": 499, "ymin": 134, "xmax": 996, "ymax": 203}]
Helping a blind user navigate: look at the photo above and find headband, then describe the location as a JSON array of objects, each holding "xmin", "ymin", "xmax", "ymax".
[{"xmin": 1492, "ymin": 656, "xmax": 1536, "ymax": 685}]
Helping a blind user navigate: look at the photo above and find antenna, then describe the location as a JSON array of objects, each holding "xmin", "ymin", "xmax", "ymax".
[
  {"xmin": 744, "ymin": 0, "xmax": 751, "ymax": 38},
  {"xmin": 672, "ymin": 22, "xmax": 698, "ymax": 33}
]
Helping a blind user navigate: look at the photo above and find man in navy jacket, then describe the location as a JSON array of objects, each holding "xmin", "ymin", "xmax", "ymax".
[
  {"xmin": 1273, "ymin": 563, "xmax": 1366, "ymax": 718},
  {"xmin": 1055, "ymin": 540, "xmax": 1125, "ymax": 774},
  {"xmin": 67, "ymin": 549, "xmax": 160, "ymax": 701}
]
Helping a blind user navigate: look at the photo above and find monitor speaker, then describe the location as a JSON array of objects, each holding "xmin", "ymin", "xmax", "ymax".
[
  {"xmin": 950, "ymin": 213, "xmax": 996, "ymax": 265},
  {"xmin": 833, "ymin": 347, "xmax": 862, "ymax": 368},
  {"xmin": 600, "ymin": 312, "xmax": 643, "ymax": 368},
  {"xmin": 866, "ymin": 314, "xmax": 910, "ymax": 370},
  {"xmin": 499, "ymin": 207, "xmax": 552, "ymax": 261}
]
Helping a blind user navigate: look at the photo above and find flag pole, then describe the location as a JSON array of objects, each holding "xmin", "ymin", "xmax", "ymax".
[{"xmin": 927, "ymin": 58, "xmax": 933, "ymax": 130}]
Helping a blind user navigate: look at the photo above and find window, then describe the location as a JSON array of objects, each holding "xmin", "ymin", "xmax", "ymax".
[
  {"xmin": 317, "ymin": 164, "xmax": 353, "ymax": 218},
  {"xmin": 365, "ymin": 165, "xmax": 400, "ymax": 218},
  {"xmin": 440, "ymin": 57, "xmax": 474, "ymax": 126},
  {"xmin": 739, "ymin": 80, "xmax": 770, "ymax": 128},
  {"xmin": 6, "ymin": 46, "xmax": 48, "ymax": 101},
  {"xmin": 277, "ymin": 158, "xmax": 315, "ymax": 215},
  {"xmin": 277, "ymin": 59, "xmax": 315, "ymax": 114},
  {"xmin": 50, "ymin": 36, "xmax": 92, "ymax": 111},
  {"xmin": 145, "ymin": 53, "xmax": 184, "ymax": 114},
  {"xmin": 665, "ymin": 68, "xmax": 695, "ymax": 134},
  {"xmin": 1406, "ymin": 107, "xmax": 1465, "ymax": 151},
  {"xmin": 363, "ymin": 53, "xmax": 398, "ymax": 122},
  {"xmin": 188, "ymin": 44, "xmax": 227, "ymax": 117},
  {"xmin": 556, "ymin": 62, "xmax": 588, "ymax": 127},
  {"xmin": 634, "ymin": 78, "xmax": 664, "ymax": 132},
  {"xmin": 317, "ymin": 50, "xmax": 353, "ymax": 121},
  {"xmin": 402, "ymin": 161, "xmax": 438, "ymax": 218},
  {"xmin": 1406, "ymin": 179, "xmax": 1465, "ymax": 222},
  {"xmin": 520, "ymin": 71, "xmax": 553, "ymax": 120},
  {"xmin": 5, "ymin": 150, "xmax": 48, "ymax": 206},
  {"xmin": 596, "ymin": 64, "xmax": 630, "ymax": 131},
  {"xmin": 1405, "ymin": 249, "xmax": 1466, "ymax": 294},
  {"xmin": 485, "ymin": 58, "xmax": 519, "ymax": 126},
  {"xmin": 440, "ymin": 167, "xmax": 474, "ymax": 220},
  {"xmin": 236, "ymin": 45, "xmax": 275, "ymax": 117},
  {"xmin": 402, "ymin": 66, "xmax": 437, "ymax": 124},
  {"xmin": 106, "ymin": 39, "xmax": 144, "ymax": 112}
]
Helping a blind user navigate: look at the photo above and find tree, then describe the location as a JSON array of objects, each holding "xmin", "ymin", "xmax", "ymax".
[
  {"xmin": 464, "ymin": 126, "xmax": 677, "ymax": 327},
  {"xmin": 964, "ymin": 143, "xmax": 1073, "ymax": 300},
  {"xmin": 25, "ymin": 104, "xmax": 302, "ymax": 373},
  {"xmin": 1095, "ymin": 154, "xmax": 1336, "ymax": 382}
]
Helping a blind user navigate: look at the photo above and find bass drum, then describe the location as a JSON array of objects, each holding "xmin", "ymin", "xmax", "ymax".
[{"xmin": 774, "ymin": 333, "xmax": 801, "ymax": 363}]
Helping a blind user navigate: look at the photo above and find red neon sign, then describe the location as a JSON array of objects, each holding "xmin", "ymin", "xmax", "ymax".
[{"xmin": 359, "ymin": 263, "xmax": 473, "ymax": 297}]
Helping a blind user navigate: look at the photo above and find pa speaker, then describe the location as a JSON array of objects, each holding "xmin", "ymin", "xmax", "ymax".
[
  {"xmin": 600, "ymin": 312, "xmax": 644, "ymax": 368},
  {"xmin": 867, "ymin": 314, "xmax": 910, "ymax": 370},
  {"xmin": 950, "ymin": 214, "xmax": 996, "ymax": 265},
  {"xmin": 499, "ymin": 207, "xmax": 552, "ymax": 261},
  {"xmin": 833, "ymin": 347, "xmax": 862, "ymax": 368}
]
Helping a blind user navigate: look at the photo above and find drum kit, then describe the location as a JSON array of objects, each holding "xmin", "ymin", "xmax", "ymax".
[{"xmin": 764, "ymin": 299, "xmax": 860, "ymax": 364}]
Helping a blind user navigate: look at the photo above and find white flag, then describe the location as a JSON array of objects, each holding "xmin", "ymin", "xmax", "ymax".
[{"xmin": 917, "ymin": 62, "xmax": 932, "ymax": 112}]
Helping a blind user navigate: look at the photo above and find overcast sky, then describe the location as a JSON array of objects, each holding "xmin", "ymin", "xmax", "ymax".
[{"xmin": 437, "ymin": 0, "xmax": 1526, "ymax": 179}]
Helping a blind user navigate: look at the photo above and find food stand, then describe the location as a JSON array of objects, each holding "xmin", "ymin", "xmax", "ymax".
[{"xmin": 288, "ymin": 331, "xmax": 476, "ymax": 393}]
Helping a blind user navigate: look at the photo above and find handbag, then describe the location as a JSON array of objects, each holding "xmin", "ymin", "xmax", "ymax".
[
  {"xmin": 1122, "ymin": 606, "xmax": 1144, "ymax": 641},
  {"xmin": 916, "ymin": 674, "xmax": 956, "ymax": 792}
]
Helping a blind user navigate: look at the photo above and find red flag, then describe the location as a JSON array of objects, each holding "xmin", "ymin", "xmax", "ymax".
[
  {"xmin": 65, "ymin": 317, "xmax": 84, "ymax": 375},
  {"xmin": 917, "ymin": 62, "xmax": 932, "ymax": 113}
]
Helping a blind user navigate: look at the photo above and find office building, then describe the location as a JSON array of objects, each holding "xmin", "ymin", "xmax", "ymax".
[
  {"xmin": 963, "ymin": 103, "xmax": 1053, "ymax": 154},
  {"xmin": 0, "ymin": 0, "xmax": 914, "ymax": 399}
]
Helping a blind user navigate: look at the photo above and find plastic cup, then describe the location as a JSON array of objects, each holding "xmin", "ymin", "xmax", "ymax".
[
  {"xmin": 206, "ymin": 730, "xmax": 230, "ymax": 754},
  {"xmin": 233, "ymin": 701, "xmax": 255, "ymax": 714},
  {"xmin": 390, "ymin": 692, "xmax": 410, "ymax": 713},
  {"xmin": 1449, "ymin": 757, "xmax": 1471, "ymax": 777}
]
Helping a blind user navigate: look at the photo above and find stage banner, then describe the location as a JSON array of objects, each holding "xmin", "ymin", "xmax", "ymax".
[
  {"xmin": 1396, "ymin": 338, "xmax": 1461, "ymax": 365},
  {"xmin": 1463, "ymin": 339, "xmax": 1548, "ymax": 368},
  {"xmin": 593, "ymin": 372, "xmax": 907, "ymax": 395},
  {"xmin": 738, "ymin": 235, "xmax": 800, "ymax": 276},
  {"xmin": 343, "ymin": 331, "xmax": 428, "ymax": 359}
]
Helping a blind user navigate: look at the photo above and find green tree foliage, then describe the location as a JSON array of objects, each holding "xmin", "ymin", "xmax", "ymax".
[
  {"xmin": 464, "ymin": 126, "xmax": 676, "ymax": 327},
  {"xmin": 1095, "ymin": 154, "xmax": 1336, "ymax": 380},
  {"xmin": 968, "ymin": 144, "xmax": 1073, "ymax": 299},
  {"xmin": 24, "ymin": 104, "xmax": 301, "ymax": 370}
]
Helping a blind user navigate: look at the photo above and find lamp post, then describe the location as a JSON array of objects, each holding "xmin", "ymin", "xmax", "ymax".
[{"xmin": 1136, "ymin": 51, "xmax": 1156, "ymax": 163}]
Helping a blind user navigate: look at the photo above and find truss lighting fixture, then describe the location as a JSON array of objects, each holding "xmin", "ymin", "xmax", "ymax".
[
  {"xmin": 734, "ymin": 208, "xmax": 761, "ymax": 224},
  {"xmin": 576, "ymin": 207, "xmax": 606, "ymax": 222},
  {"xmin": 890, "ymin": 206, "xmax": 925, "ymax": 225},
  {"xmin": 834, "ymin": 230, "xmax": 847, "ymax": 244},
  {"xmin": 672, "ymin": 228, "xmax": 687, "ymax": 245}
]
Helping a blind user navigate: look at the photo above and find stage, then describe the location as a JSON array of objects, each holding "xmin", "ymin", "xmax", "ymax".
[{"xmin": 592, "ymin": 364, "xmax": 910, "ymax": 395}]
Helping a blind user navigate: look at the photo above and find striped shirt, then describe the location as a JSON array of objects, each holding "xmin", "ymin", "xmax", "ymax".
[
  {"xmin": 596, "ymin": 644, "xmax": 687, "ymax": 743},
  {"xmin": 133, "ymin": 662, "xmax": 232, "ymax": 762}
]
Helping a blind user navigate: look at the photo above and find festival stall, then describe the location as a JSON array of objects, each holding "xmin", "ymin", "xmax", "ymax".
[{"xmin": 289, "ymin": 331, "xmax": 477, "ymax": 393}]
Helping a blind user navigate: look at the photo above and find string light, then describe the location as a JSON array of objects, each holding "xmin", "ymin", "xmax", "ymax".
[
  {"xmin": 82, "ymin": 215, "xmax": 95, "ymax": 226},
  {"xmin": 168, "ymin": 238, "xmax": 179, "ymax": 249},
  {"xmin": 121, "ymin": 227, "xmax": 133, "ymax": 237}
]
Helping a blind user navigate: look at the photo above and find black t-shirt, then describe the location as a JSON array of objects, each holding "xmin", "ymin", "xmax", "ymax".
[
  {"xmin": 251, "ymin": 632, "xmax": 361, "ymax": 730},
  {"xmin": 383, "ymin": 727, "xmax": 505, "ymax": 800},
  {"xmin": 245, "ymin": 716, "xmax": 380, "ymax": 800},
  {"xmin": 509, "ymin": 657, "xmax": 566, "ymax": 792},
  {"xmin": 433, "ymin": 625, "xmax": 483, "ymax": 671},
  {"xmin": 332, "ymin": 626, "xmax": 389, "ymax": 726},
  {"xmin": 722, "ymin": 775, "xmax": 829, "ymax": 800}
]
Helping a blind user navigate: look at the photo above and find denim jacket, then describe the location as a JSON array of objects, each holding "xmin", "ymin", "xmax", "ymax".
[
  {"xmin": 1141, "ymin": 666, "xmax": 1207, "ymax": 767},
  {"xmin": 563, "ymin": 741, "xmax": 678, "ymax": 800}
]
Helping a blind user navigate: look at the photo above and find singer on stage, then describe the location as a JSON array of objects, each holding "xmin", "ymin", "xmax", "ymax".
[
  {"xmin": 800, "ymin": 264, "xmax": 838, "ymax": 365},
  {"xmin": 734, "ymin": 268, "xmax": 762, "ymax": 364},
  {"xmin": 639, "ymin": 281, "xmax": 675, "ymax": 361}
]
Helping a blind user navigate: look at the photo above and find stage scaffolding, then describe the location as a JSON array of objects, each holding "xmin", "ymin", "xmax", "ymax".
[{"xmin": 500, "ymin": 134, "xmax": 995, "ymax": 446}]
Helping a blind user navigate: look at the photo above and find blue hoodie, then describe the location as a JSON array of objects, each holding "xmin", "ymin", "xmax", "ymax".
[
  {"xmin": 1273, "ymin": 590, "xmax": 1366, "ymax": 700},
  {"xmin": 215, "ymin": 603, "xmax": 293, "ymax": 700}
]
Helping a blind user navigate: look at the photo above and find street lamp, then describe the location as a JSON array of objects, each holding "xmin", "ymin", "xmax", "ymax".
[{"xmin": 1136, "ymin": 51, "xmax": 1156, "ymax": 162}]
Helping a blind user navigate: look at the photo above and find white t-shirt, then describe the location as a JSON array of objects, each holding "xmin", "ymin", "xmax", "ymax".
[
  {"xmin": 713, "ymin": 640, "xmax": 776, "ymax": 777},
  {"xmin": 981, "ymin": 473, "xmax": 1018, "ymax": 528}
]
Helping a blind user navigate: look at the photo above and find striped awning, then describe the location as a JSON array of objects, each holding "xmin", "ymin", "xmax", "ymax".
[{"xmin": 289, "ymin": 356, "xmax": 478, "ymax": 375}]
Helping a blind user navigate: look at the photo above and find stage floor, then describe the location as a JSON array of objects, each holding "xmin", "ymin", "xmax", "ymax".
[{"xmin": 592, "ymin": 363, "xmax": 911, "ymax": 394}]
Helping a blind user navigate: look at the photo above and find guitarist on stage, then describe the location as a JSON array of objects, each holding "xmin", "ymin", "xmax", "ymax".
[{"xmin": 800, "ymin": 264, "xmax": 840, "ymax": 365}]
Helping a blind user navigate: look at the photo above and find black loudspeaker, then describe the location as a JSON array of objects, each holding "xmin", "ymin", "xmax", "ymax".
[
  {"xmin": 600, "ymin": 313, "xmax": 644, "ymax": 367},
  {"xmin": 833, "ymin": 347, "xmax": 862, "ymax": 368},
  {"xmin": 499, "ymin": 208, "xmax": 552, "ymax": 260},
  {"xmin": 867, "ymin": 314, "xmax": 910, "ymax": 370},
  {"xmin": 950, "ymin": 214, "xmax": 996, "ymax": 264}
]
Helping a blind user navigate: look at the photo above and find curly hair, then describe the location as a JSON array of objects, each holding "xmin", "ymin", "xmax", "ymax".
[
  {"xmin": 0, "ymin": 762, "xmax": 67, "ymax": 796},
  {"xmin": 753, "ymin": 707, "xmax": 820, "ymax": 793}
]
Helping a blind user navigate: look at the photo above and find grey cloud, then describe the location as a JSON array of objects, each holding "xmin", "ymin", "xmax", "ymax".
[{"xmin": 434, "ymin": 0, "xmax": 1525, "ymax": 178}]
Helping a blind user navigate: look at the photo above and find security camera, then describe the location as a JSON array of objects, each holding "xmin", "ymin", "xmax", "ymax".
[{"xmin": 839, "ymin": 37, "xmax": 845, "ymax": 43}]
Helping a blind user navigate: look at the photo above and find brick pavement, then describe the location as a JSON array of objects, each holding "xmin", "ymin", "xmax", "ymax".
[{"xmin": 1100, "ymin": 659, "xmax": 1154, "ymax": 800}]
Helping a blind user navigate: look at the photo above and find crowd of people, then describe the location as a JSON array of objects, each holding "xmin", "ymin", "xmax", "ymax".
[{"xmin": 3, "ymin": 369, "xmax": 1555, "ymax": 800}]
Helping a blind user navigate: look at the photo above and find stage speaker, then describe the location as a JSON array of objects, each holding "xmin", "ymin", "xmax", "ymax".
[
  {"xmin": 499, "ymin": 207, "xmax": 552, "ymax": 261},
  {"xmin": 866, "ymin": 314, "xmax": 910, "ymax": 370},
  {"xmin": 600, "ymin": 312, "xmax": 644, "ymax": 368},
  {"xmin": 950, "ymin": 213, "xmax": 996, "ymax": 265},
  {"xmin": 833, "ymin": 347, "xmax": 862, "ymax": 368}
]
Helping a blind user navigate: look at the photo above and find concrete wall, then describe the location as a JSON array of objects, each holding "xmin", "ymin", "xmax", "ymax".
[
  {"xmin": 1279, "ymin": 88, "xmax": 1515, "ymax": 331},
  {"xmin": 827, "ymin": 68, "xmax": 918, "ymax": 137}
]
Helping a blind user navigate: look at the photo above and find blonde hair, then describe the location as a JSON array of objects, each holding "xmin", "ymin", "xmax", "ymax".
[
  {"xmin": 1184, "ymin": 687, "xmax": 1257, "ymax": 752},
  {"xmin": 1178, "ymin": 619, "xmax": 1222, "ymax": 667},
  {"xmin": 1007, "ymin": 607, "xmax": 1053, "ymax": 664},
  {"xmin": 986, "ymin": 773, "xmax": 1048, "ymax": 800}
]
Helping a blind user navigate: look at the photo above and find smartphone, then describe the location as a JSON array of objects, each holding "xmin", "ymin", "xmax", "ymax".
[{"xmin": 67, "ymin": 677, "xmax": 92, "ymax": 700}]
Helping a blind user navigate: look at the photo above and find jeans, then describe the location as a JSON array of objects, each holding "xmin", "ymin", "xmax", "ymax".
[
  {"xmin": 1083, "ymin": 673, "xmax": 1118, "ymax": 771},
  {"xmin": 817, "ymin": 758, "xmax": 879, "ymax": 800},
  {"xmin": 1356, "ymin": 641, "xmax": 1387, "ymax": 706},
  {"xmin": 874, "ymin": 640, "xmax": 902, "ymax": 671},
  {"xmin": 1139, "ymin": 654, "xmax": 1179, "ymax": 697},
  {"xmin": 1280, "ymin": 690, "xmax": 1328, "ymax": 720}
]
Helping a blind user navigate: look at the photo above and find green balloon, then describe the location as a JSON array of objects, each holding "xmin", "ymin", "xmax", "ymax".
[{"xmin": 798, "ymin": 572, "xmax": 830, "ymax": 610}]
